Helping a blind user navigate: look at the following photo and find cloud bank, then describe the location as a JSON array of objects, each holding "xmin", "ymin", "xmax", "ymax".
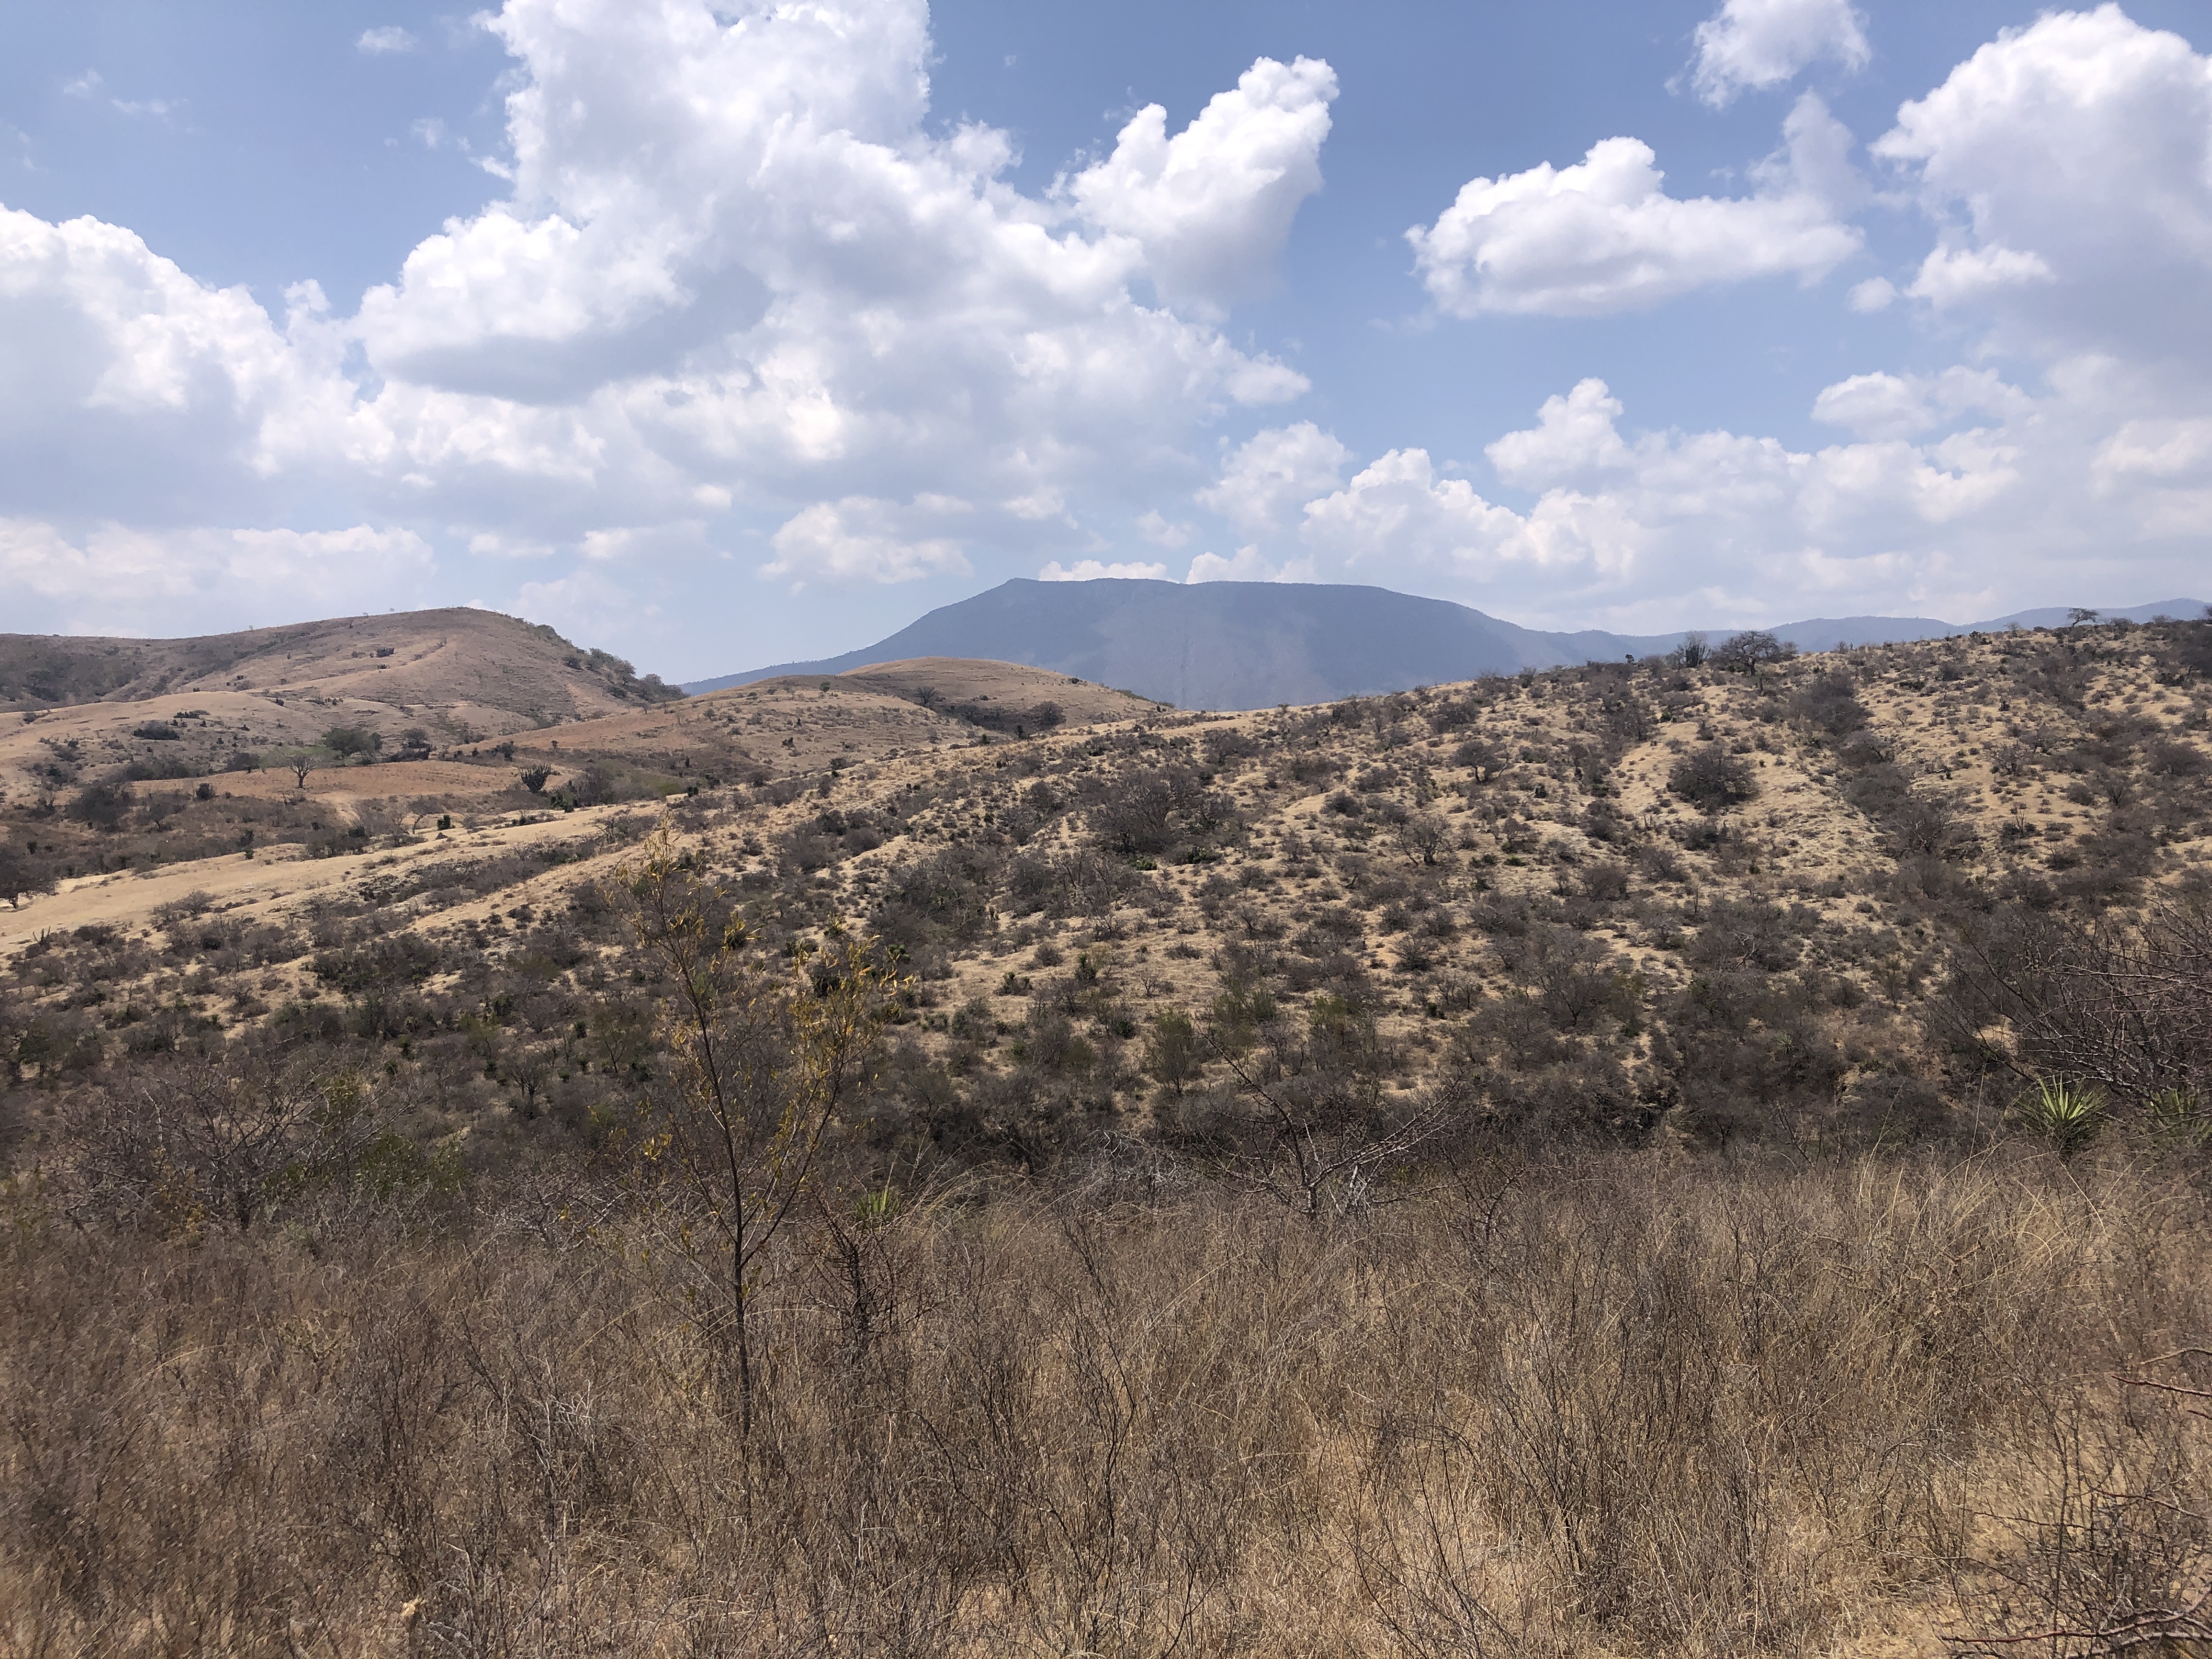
[
  {"xmin": 4, "ymin": 1, "xmax": 2212, "ymax": 657},
  {"xmin": 1, "ymin": 0, "xmax": 1335, "ymax": 631}
]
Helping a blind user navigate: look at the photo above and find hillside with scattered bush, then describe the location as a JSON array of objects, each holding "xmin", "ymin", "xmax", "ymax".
[
  {"xmin": 0, "ymin": 606, "xmax": 680, "ymax": 721},
  {"xmin": 2, "ymin": 612, "xmax": 2209, "ymax": 1653}
]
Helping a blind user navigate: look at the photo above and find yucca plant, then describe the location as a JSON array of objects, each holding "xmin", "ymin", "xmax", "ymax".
[
  {"xmin": 2144, "ymin": 1086, "xmax": 2208, "ymax": 1145},
  {"xmin": 853, "ymin": 1181, "xmax": 902, "ymax": 1230},
  {"xmin": 2019, "ymin": 1076, "xmax": 2106, "ymax": 1158}
]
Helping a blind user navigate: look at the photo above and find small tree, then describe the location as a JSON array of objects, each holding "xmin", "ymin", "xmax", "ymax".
[
  {"xmin": 1944, "ymin": 898, "xmax": 2212, "ymax": 1113},
  {"xmin": 1395, "ymin": 809, "xmax": 1449, "ymax": 867},
  {"xmin": 1672, "ymin": 630, "xmax": 1710, "ymax": 669},
  {"xmin": 67, "ymin": 1063, "xmax": 316, "ymax": 1233},
  {"xmin": 321, "ymin": 725, "xmax": 381, "ymax": 760},
  {"xmin": 278, "ymin": 749, "xmax": 319, "ymax": 788},
  {"xmin": 1709, "ymin": 629, "xmax": 1794, "ymax": 672},
  {"xmin": 70, "ymin": 779, "xmax": 133, "ymax": 830},
  {"xmin": 608, "ymin": 822, "xmax": 899, "ymax": 1432},
  {"xmin": 1212, "ymin": 1037, "xmax": 1445, "ymax": 1218},
  {"xmin": 2067, "ymin": 606, "xmax": 2102, "ymax": 629},
  {"xmin": 0, "ymin": 845, "xmax": 55, "ymax": 910},
  {"xmin": 1453, "ymin": 736, "xmax": 1504, "ymax": 785},
  {"xmin": 506, "ymin": 1042, "xmax": 551, "ymax": 1120},
  {"xmin": 1145, "ymin": 1009, "xmax": 1201, "ymax": 1095},
  {"xmin": 518, "ymin": 765, "xmax": 553, "ymax": 794},
  {"xmin": 1667, "ymin": 745, "xmax": 1758, "ymax": 812}
]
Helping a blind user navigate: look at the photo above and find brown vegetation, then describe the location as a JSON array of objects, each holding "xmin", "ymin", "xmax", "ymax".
[
  {"xmin": 2, "ymin": 1142, "xmax": 2208, "ymax": 1653},
  {"xmin": 2, "ymin": 612, "xmax": 2210, "ymax": 1650},
  {"xmin": 0, "ymin": 606, "xmax": 679, "ymax": 719}
]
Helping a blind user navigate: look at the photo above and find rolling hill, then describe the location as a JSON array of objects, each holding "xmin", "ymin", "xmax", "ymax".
[{"xmin": 0, "ymin": 607, "xmax": 681, "ymax": 726}]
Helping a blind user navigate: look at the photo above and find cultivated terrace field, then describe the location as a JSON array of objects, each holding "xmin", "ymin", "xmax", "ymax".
[{"xmin": 2, "ymin": 613, "xmax": 2210, "ymax": 1654}]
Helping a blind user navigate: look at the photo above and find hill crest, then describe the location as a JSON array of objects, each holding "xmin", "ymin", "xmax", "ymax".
[{"xmin": 0, "ymin": 607, "xmax": 681, "ymax": 729}]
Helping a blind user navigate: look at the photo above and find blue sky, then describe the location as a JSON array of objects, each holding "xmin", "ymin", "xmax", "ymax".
[{"xmin": 3, "ymin": 1, "xmax": 2209, "ymax": 677}]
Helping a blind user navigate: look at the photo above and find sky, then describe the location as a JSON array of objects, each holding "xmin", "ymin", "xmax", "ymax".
[{"xmin": 3, "ymin": 0, "xmax": 2210, "ymax": 679}]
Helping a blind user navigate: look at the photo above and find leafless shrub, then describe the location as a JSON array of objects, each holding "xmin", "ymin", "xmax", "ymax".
[
  {"xmin": 1948, "ymin": 897, "xmax": 2212, "ymax": 1110},
  {"xmin": 1, "ymin": 1152, "xmax": 2201, "ymax": 1655}
]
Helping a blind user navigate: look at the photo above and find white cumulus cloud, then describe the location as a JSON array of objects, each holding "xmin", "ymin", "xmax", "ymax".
[
  {"xmin": 1486, "ymin": 379, "xmax": 1635, "ymax": 488},
  {"xmin": 469, "ymin": 531, "xmax": 555, "ymax": 559},
  {"xmin": 1283, "ymin": 375, "xmax": 2212, "ymax": 634},
  {"xmin": 1810, "ymin": 368, "xmax": 2032, "ymax": 440},
  {"xmin": 0, "ymin": 0, "xmax": 1338, "ymax": 639},
  {"xmin": 2095, "ymin": 417, "xmax": 2212, "ymax": 486},
  {"xmin": 1846, "ymin": 276, "xmax": 1895, "ymax": 312},
  {"xmin": 765, "ymin": 499, "xmax": 970, "ymax": 586},
  {"xmin": 338, "ymin": 0, "xmax": 1323, "ymax": 558},
  {"xmin": 1063, "ymin": 57, "xmax": 1336, "ymax": 316},
  {"xmin": 1905, "ymin": 244, "xmax": 2054, "ymax": 308},
  {"xmin": 1872, "ymin": 5, "xmax": 2212, "ymax": 365},
  {"xmin": 1407, "ymin": 94, "xmax": 1862, "ymax": 317},
  {"xmin": 1039, "ymin": 558, "xmax": 1169, "ymax": 581},
  {"xmin": 1185, "ymin": 545, "xmax": 1310, "ymax": 583},
  {"xmin": 1197, "ymin": 421, "xmax": 1351, "ymax": 532},
  {"xmin": 357, "ymin": 26, "xmax": 420, "ymax": 55},
  {"xmin": 1301, "ymin": 449, "xmax": 1547, "ymax": 572},
  {"xmin": 0, "ymin": 207, "xmax": 377, "ymax": 522},
  {"xmin": 1689, "ymin": 0, "xmax": 1870, "ymax": 108},
  {"xmin": 0, "ymin": 520, "xmax": 433, "ymax": 632},
  {"xmin": 1136, "ymin": 510, "xmax": 1191, "ymax": 548}
]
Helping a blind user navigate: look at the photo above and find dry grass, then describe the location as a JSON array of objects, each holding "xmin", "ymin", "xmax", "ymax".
[{"xmin": 2, "ymin": 1148, "xmax": 2204, "ymax": 1656}]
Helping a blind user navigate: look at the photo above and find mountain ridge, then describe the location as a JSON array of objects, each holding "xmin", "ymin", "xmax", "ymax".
[{"xmin": 691, "ymin": 578, "xmax": 2208, "ymax": 709}]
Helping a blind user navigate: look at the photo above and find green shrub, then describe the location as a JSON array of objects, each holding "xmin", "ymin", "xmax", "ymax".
[{"xmin": 2019, "ymin": 1076, "xmax": 2104, "ymax": 1157}]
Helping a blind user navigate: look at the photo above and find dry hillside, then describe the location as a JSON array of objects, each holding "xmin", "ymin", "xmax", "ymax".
[
  {"xmin": 4, "ymin": 616, "xmax": 2210, "ymax": 1137},
  {"xmin": 0, "ymin": 606, "xmax": 679, "ymax": 726},
  {"xmin": 2, "ymin": 614, "xmax": 2209, "ymax": 1655}
]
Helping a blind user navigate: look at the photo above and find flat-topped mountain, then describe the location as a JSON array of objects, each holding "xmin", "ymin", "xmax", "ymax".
[
  {"xmin": 692, "ymin": 578, "xmax": 1650, "ymax": 708},
  {"xmin": 691, "ymin": 578, "xmax": 2208, "ymax": 709}
]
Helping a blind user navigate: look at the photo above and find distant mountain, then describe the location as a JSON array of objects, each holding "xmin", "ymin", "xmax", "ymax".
[
  {"xmin": 691, "ymin": 580, "xmax": 1674, "ymax": 709},
  {"xmin": 1765, "ymin": 600, "xmax": 2208, "ymax": 654},
  {"xmin": 689, "ymin": 580, "xmax": 2209, "ymax": 710}
]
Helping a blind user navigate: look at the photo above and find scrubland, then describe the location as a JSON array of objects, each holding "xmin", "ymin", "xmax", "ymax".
[{"xmin": 2, "ymin": 616, "xmax": 2210, "ymax": 1653}]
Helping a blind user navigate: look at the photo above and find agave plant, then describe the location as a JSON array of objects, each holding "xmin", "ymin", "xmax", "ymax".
[
  {"xmin": 2019, "ymin": 1076, "xmax": 2106, "ymax": 1158},
  {"xmin": 2145, "ymin": 1086, "xmax": 2208, "ymax": 1144}
]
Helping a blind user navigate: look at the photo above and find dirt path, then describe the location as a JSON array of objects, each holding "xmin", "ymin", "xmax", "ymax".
[{"xmin": 0, "ymin": 805, "xmax": 637, "ymax": 960}]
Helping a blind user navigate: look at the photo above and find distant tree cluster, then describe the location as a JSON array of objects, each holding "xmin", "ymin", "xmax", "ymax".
[{"xmin": 1669, "ymin": 628, "xmax": 1796, "ymax": 672}]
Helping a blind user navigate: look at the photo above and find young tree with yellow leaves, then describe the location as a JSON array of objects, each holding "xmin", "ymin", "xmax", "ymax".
[{"xmin": 608, "ymin": 820, "xmax": 901, "ymax": 1433}]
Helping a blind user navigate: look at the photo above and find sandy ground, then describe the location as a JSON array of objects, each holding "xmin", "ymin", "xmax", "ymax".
[{"xmin": 0, "ymin": 802, "xmax": 638, "ymax": 960}]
